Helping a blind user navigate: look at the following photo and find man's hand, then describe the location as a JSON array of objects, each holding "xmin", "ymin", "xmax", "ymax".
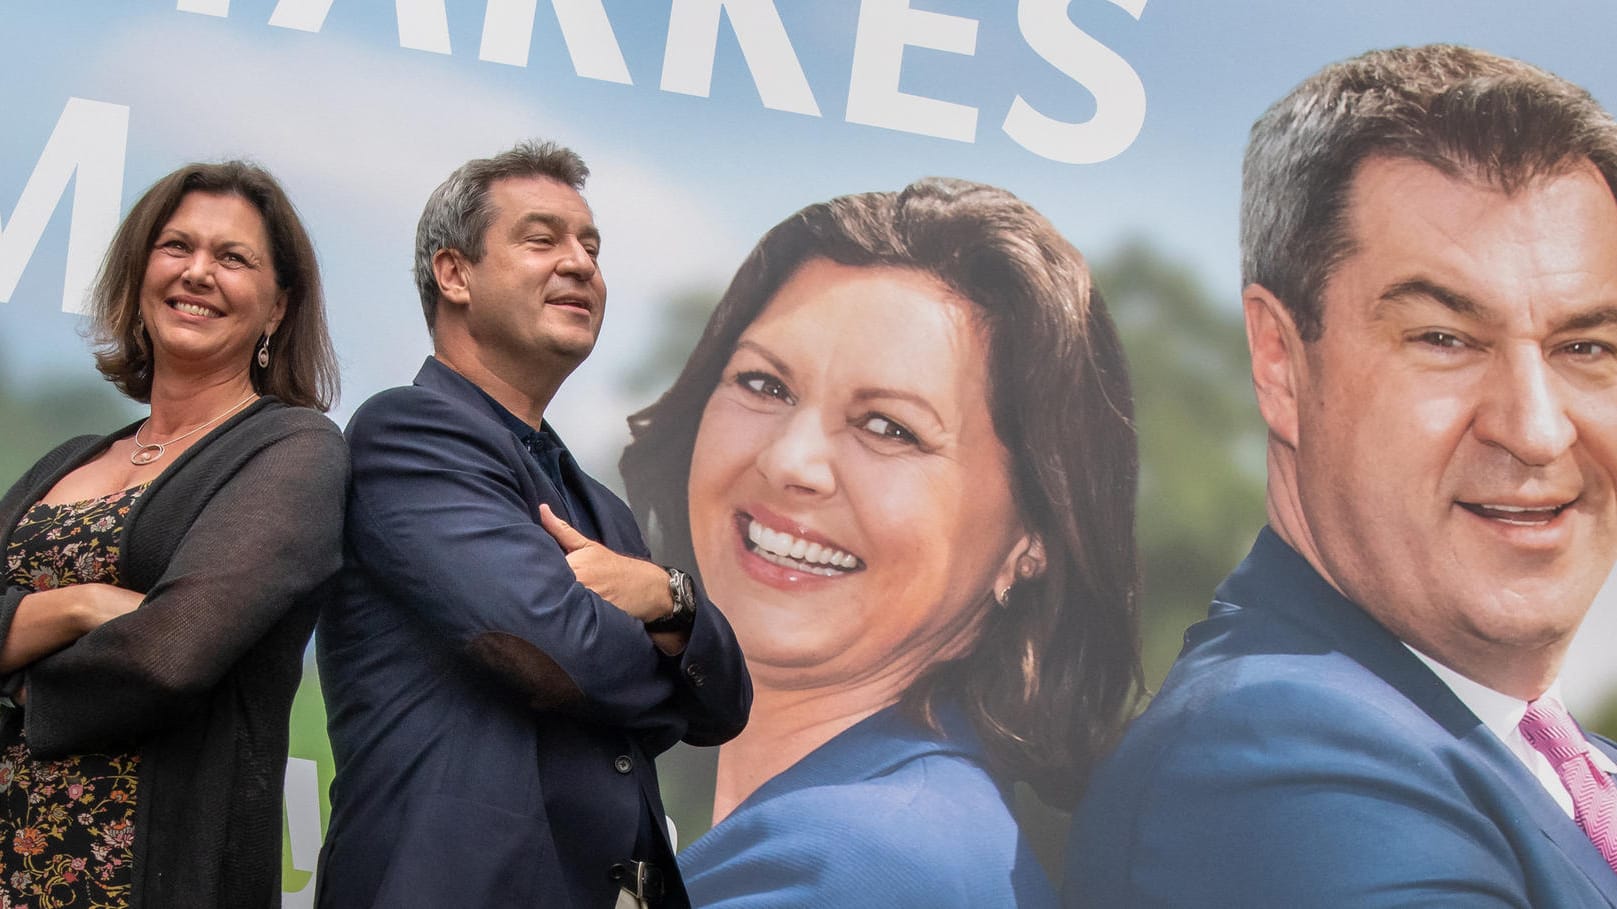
[{"xmin": 540, "ymin": 505, "xmax": 673, "ymax": 623}]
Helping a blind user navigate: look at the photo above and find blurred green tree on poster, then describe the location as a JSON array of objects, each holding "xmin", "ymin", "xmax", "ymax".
[
  {"xmin": 0, "ymin": 354, "xmax": 140, "ymax": 482},
  {"xmin": 1593, "ymin": 693, "xmax": 1617, "ymax": 742},
  {"xmin": 1094, "ymin": 241, "xmax": 1269, "ymax": 689},
  {"xmin": 623, "ymin": 289, "xmax": 730, "ymax": 399}
]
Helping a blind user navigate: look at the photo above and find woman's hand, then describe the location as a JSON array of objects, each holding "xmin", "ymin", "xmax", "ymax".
[
  {"xmin": 0, "ymin": 584, "xmax": 143, "ymax": 672},
  {"xmin": 65, "ymin": 584, "xmax": 145, "ymax": 633}
]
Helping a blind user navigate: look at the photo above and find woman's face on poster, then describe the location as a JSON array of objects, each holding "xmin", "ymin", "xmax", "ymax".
[{"xmin": 687, "ymin": 258, "xmax": 1031, "ymax": 692}]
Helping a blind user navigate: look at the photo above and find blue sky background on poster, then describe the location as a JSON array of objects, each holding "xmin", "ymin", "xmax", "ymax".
[
  {"xmin": 1, "ymin": 1, "xmax": 1160, "ymax": 431},
  {"xmin": 4, "ymin": 0, "xmax": 1617, "ymax": 706},
  {"xmin": 162, "ymin": 0, "xmax": 1148, "ymax": 159}
]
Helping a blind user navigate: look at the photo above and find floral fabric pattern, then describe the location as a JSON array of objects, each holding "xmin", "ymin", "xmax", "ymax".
[{"xmin": 1, "ymin": 486, "xmax": 144, "ymax": 909}]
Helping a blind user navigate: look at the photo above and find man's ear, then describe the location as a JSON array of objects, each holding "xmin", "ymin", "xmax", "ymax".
[
  {"xmin": 432, "ymin": 248, "xmax": 473, "ymax": 308},
  {"xmin": 1244, "ymin": 283, "xmax": 1304, "ymax": 449}
]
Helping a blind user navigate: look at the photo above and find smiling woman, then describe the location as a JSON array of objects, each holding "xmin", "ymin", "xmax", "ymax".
[
  {"xmin": 91, "ymin": 164, "xmax": 336, "ymax": 416},
  {"xmin": 687, "ymin": 260, "xmax": 1028, "ymax": 699},
  {"xmin": 0, "ymin": 161, "xmax": 345, "ymax": 908},
  {"xmin": 138, "ymin": 192, "xmax": 285, "ymax": 383},
  {"xmin": 622, "ymin": 178, "xmax": 1141, "ymax": 906}
]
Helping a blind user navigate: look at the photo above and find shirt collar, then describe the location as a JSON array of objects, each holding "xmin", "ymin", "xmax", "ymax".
[
  {"xmin": 1406, "ymin": 646, "xmax": 1617, "ymax": 775},
  {"xmin": 466, "ymin": 380, "xmax": 543, "ymax": 444}
]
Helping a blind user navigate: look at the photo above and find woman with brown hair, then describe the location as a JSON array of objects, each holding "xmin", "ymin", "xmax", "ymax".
[
  {"xmin": 0, "ymin": 161, "xmax": 345, "ymax": 907},
  {"xmin": 622, "ymin": 178, "xmax": 1141, "ymax": 906}
]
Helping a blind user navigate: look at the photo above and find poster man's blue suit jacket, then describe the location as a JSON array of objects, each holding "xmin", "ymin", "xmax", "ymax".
[
  {"xmin": 315, "ymin": 358, "xmax": 751, "ymax": 909},
  {"xmin": 1067, "ymin": 528, "xmax": 1617, "ymax": 908}
]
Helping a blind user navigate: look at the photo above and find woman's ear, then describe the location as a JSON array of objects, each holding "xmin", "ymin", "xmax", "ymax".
[
  {"xmin": 1017, "ymin": 537, "xmax": 1046, "ymax": 581},
  {"xmin": 991, "ymin": 534, "xmax": 1045, "ymax": 606}
]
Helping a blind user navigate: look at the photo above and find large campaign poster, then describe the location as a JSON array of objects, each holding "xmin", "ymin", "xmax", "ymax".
[{"xmin": 3, "ymin": 2, "xmax": 1616, "ymax": 904}]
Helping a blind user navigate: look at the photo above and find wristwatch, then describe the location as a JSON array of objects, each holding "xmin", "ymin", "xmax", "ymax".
[{"xmin": 645, "ymin": 566, "xmax": 697, "ymax": 633}]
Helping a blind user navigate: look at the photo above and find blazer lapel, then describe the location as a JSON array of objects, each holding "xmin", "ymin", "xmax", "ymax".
[
  {"xmin": 538, "ymin": 421, "xmax": 620, "ymax": 547},
  {"xmin": 412, "ymin": 357, "xmax": 567, "ymax": 512},
  {"xmin": 1327, "ymin": 608, "xmax": 1617, "ymax": 902},
  {"xmin": 1444, "ymin": 714, "xmax": 1617, "ymax": 903},
  {"xmin": 1228, "ymin": 530, "xmax": 1617, "ymax": 904},
  {"xmin": 1556, "ymin": 735, "xmax": 1617, "ymax": 902},
  {"xmin": 412, "ymin": 358, "xmax": 637, "ymax": 552},
  {"xmin": 413, "ymin": 357, "xmax": 501, "ymax": 419}
]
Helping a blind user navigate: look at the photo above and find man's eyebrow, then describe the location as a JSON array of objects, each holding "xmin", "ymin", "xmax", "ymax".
[
  {"xmin": 1376, "ymin": 278, "xmax": 1617, "ymax": 334},
  {"xmin": 512, "ymin": 212, "xmax": 600, "ymax": 244},
  {"xmin": 1375, "ymin": 279, "xmax": 1492, "ymax": 322},
  {"xmin": 1556, "ymin": 306, "xmax": 1617, "ymax": 334}
]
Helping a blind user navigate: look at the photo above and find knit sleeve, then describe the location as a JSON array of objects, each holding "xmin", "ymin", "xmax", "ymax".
[{"xmin": 0, "ymin": 436, "xmax": 96, "ymax": 685}]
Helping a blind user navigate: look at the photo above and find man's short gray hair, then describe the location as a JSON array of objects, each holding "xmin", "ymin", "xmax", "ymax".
[
  {"xmin": 1241, "ymin": 44, "xmax": 1617, "ymax": 340},
  {"xmin": 414, "ymin": 140, "xmax": 590, "ymax": 333}
]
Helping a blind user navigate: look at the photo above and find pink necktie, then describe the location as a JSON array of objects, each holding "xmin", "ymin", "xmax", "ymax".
[{"xmin": 1519, "ymin": 697, "xmax": 1617, "ymax": 874}]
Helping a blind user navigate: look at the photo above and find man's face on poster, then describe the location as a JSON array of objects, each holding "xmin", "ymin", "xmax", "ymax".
[{"xmin": 1289, "ymin": 155, "xmax": 1617, "ymax": 676}]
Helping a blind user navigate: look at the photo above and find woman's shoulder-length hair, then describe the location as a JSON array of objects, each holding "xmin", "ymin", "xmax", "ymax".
[
  {"xmin": 89, "ymin": 160, "xmax": 338, "ymax": 411},
  {"xmin": 621, "ymin": 177, "xmax": 1142, "ymax": 808}
]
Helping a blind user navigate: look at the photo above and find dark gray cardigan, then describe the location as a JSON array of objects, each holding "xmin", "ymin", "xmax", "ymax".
[{"xmin": 0, "ymin": 399, "xmax": 347, "ymax": 908}]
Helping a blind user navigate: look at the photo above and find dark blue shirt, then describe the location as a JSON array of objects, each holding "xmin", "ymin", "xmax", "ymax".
[{"xmin": 468, "ymin": 383, "xmax": 602, "ymax": 541}]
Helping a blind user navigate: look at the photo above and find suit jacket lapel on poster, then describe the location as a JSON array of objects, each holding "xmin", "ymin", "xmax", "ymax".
[
  {"xmin": 1519, "ymin": 728, "xmax": 1617, "ymax": 901},
  {"xmin": 1219, "ymin": 529, "xmax": 1617, "ymax": 903}
]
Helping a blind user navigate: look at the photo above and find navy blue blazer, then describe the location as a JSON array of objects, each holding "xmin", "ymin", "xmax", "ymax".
[
  {"xmin": 316, "ymin": 358, "xmax": 751, "ymax": 909},
  {"xmin": 1067, "ymin": 528, "xmax": 1617, "ymax": 908}
]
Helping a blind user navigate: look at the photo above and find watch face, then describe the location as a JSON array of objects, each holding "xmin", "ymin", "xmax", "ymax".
[
  {"xmin": 652, "ymin": 568, "xmax": 698, "ymax": 632},
  {"xmin": 673, "ymin": 571, "xmax": 696, "ymax": 611}
]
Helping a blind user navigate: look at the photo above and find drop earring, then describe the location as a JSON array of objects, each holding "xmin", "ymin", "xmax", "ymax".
[{"xmin": 257, "ymin": 334, "xmax": 271, "ymax": 369}]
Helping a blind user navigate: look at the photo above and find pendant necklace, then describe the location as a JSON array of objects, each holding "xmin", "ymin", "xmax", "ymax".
[{"xmin": 129, "ymin": 392, "xmax": 257, "ymax": 466}]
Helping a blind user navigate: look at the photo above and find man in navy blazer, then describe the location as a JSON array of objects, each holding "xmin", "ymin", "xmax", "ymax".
[
  {"xmin": 1069, "ymin": 46, "xmax": 1617, "ymax": 907},
  {"xmin": 316, "ymin": 141, "xmax": 750, "ymax": 908}
]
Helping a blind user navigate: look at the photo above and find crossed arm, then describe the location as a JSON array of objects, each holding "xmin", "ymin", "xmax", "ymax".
[
  {"xmin": 343, "ymin": 388, "xmax": 749, "ymax": 742},
  {"xmin": 537, "ymin": 503, "xmax": 688, "ymax": 656},
  {"xmin": 2, "ymin": 422, "xmax": 348, "ymax": 755},
  {"xmin": 1, "ymin": 584, "xmax": 141, "ymax": 678}
]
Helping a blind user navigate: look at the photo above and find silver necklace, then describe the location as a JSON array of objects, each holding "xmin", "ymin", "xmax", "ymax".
[{"xmin": 129, "ymin": 392, "xmax": 257, "ymax": 466}]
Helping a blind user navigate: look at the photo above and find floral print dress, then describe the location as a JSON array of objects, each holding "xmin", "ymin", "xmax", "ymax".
[{"xmin": 0, "ymin": 486, "xmax": 145, "ymax": 909}]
